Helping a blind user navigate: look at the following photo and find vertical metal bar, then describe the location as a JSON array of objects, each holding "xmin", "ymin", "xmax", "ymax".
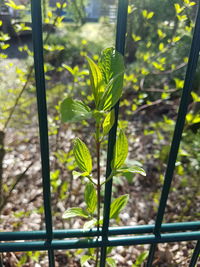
[
  {"xmin": 100, "ymin": 1, "xmax": 128, "ymax": 266},
  {"xmin": 31, "ymin": 1, "xmax": 55, "ymax": 266},
  {"xmin": 189, "ymin": 241, "xmax": 200, "ymax": 267},
  {"xmin": 147, "ymin": 3, "xmax": 200, "ymax": 266}
]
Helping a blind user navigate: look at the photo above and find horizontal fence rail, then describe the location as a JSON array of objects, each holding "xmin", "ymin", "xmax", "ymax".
[
  {"xmin": 1, "ymin": 0, "xmax": 200, "ymax": 266},
  {"xmin": 1, "ymin": 231, "xmax": 200, "ymax": 252},
  {"xmin": 1, "ymin": 221, "xmax": 200, "ymax": 241}
]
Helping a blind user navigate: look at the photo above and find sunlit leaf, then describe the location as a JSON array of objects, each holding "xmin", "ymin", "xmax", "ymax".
[
  {"xmin": 84, "ymin": 182, "xmax": 97, "ymax": 214},
  {"xmin": 72, "ymin": 171, "xmax": 89, "ymax": 179},
  {"xmin": 110, "ymin": 194, "xmax": 129, "ymax": 219},
  {"xmin": 107, "ymin": 258, "xmax": 116, "ymax": 267},
  {"xmin": 63, "ymin": 208, "xmax": 89, "ymax": 219},
  {"xmin": 83, "ymin": 218, "xmax": 97, "ymax": 229},
  {"xmin": 99, "ymin": 73, "xmax": 123, "ymax": 111},
  {"xmin": 60, "ymin": 97, "xmax": 91, "ymax": 123},
  {"xmin": 81, "ymin": 255, "xmax": 92, "ymax": 266},
  {"xmin": 6, "ymin": 0, "xmax": 25, "ymax": 10},
  {"xmin": 116, "ymin": 166, "xmax": 146, "ymax": 176},
  {"xmin": 159, "ymin": 43, "xmax": 164, "ymax": 51},
  {"xmin": 174, "ymin": 3, "xmax": 184, "ymax": 14},
  {"xmin": 98, "ymin": 47, "xmax": 124, "ymax": 84},
  {"xmin": 103, "ymin": 109, "xmax": 115, "ymax": 136},
  {"xmin": 112, "ymin": 130, "xmax": 128, "ymax": 169},
  {"xmin": 86, "ymin": 56, "xmax": 104, "ymax": 107},
  {"xmin": 191, "ymin": 91, "xmax": 200, "ymax": 102},
  {"xmin": 73, "ymin": 138, "xmax": 92, "ymax": 174},
  {"xmin": 147, "ymin": 11, "xmax": 154, "ymax": 19},
  {"xmin": 132, "ymin": 34, "xmax": 141, "ymax": 42},
  {"xmin": 62, "ymin": 64, "xmax": 74, "ymax": 75}
]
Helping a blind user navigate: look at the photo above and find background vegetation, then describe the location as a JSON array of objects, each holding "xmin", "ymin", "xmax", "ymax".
[{"xmin": 0, "ymin": 0, "xmax": 200, "ymax": 266}]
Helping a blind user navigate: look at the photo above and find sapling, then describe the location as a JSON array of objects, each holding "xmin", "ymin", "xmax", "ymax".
[{"xmin": 60, "ymin": 47, "xmax": 146, "ymax": 266}]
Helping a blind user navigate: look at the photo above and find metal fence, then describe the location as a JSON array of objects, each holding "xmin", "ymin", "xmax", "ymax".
[{"xmin": 1, "ymin": 0, "xmax": 200, "ymax": 266}]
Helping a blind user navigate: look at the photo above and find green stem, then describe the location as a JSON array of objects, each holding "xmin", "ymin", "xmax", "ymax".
[
  {"xmin": 86, "ymin": 175, "xmax": 97, "ymax": 186},
  {"xmin": 100, "ymin": 171, "xmax": 114, "ymax": 186},
  {"xmin": 95, "ymin": 122, "xmax": 101, "ymax": 267}
]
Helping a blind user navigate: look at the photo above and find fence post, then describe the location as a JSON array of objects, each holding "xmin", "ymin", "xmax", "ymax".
[{"xmin": 31, "ymin": 0, "xmax": 55, "ymax": 266}]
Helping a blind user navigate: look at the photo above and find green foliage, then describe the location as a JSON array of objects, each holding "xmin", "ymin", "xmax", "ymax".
[
  {"xmin": 103, "ymin": 110, "xmax": 115, "ymax": 136},
  {"xmin": 80, "ymin": 255, "xmax": 92, "ymax": 266},
  {"xmin": 73, "ymin": 138, "xmax": 92, "ymax": 174},
  {"xmin": 86, "ymin": 56, "xmax": 104, "ymax": 107},
  {"xmin": 84, "ymin": 182, "xmax": 97, "ymax": 214},
  {"xmin": 60, "ymin": 48, "xmax": 145, "ymax": 266},
  {"xmin": 112, "ymin": 130, "xmax": 128, "ymax": 169},
  {"xmin": 106, "ymin": 257, "xmax": 116, "ymax": 267},
  {"xmin": 132, "ymin": 251, "xmax": 148, "ymax": 267},
  {"xmin": 63, "ymin": 207, "xmax": 89, "ymax": 219},
  {"xmin": 60, "ymin": 98, "xmax": 91, "ymax": 123},
  {"xmin": 110, "ymin": 194, "xmax": 129, "ymax": 219}
]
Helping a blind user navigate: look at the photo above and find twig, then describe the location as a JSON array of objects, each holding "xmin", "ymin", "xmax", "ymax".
[
  {"xmin": 132, "ymin": 99, "xmax": 171, "ymax": 116},
  {"xmin": 0, "ymin": 162, "xmax": 33, "ymax": 212}
]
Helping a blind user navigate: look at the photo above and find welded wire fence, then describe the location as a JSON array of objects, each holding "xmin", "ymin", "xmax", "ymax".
[{"xmin": 1, "ymin": 0, "xmax": 200, "ymax": 266}]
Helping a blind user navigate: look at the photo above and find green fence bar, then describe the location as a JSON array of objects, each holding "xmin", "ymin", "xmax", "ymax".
[
  {"xmin": 31, "ymin": 0, "xmax": 55, "ymax": 266},
  {"xmin": 146, "ymin": 2, "xmax": 200, "ymax": 266},
  {"xmin": 100, "ymin": 0, "xmax": 128, "ymax": 266},
  {"xmin": 189, "ymin": 240, "xmax": 200, "ymax": 267},
  {"xmin": 1, "ymin": 231, "xmax": 200, "ymax": 253},
  {"xmin": 1, "ymin": 221, "xmax": 200, "ymax": 241}
]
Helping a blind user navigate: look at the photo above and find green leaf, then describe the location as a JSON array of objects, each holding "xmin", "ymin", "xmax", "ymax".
[
  {"xmin": 191, "ymin": 91, "xmax": 200, "ymax": 102},
  {"xmin": 84, "ymin": 182, "xmax": 97, "ymax": 214},
  {"xmin": 97, "ymin": 48, "xmax": 124, "ymax": 111},
  {"xmin": 110, "ymin": 194, "xmax": 129, "ymax": 219},
  {"xmin": 73, "ymin": 138, "xmax": 92, "ymax": 174},
  {"xmin": 72, "ymin": 171, "xmax": 89, "ymax": 180},
  {"xmin": 99, "ymin": 73, "xmax": 123, "ymax": 111},
  {"xmin": 112, "ymin": 130, "xmax": 128, "ymax": 169},
  {"xmin": 6, "ymin": 0, "xmax": 25, "ymax": 10},
  {"xmin": 135, "ymin": 251, "xmax": 148, "ymax": 265},
  {"xmin": 106, "ymin": 258, "xmax": 116, "ymax": 267},
  {"xmin": 86, "ymin": 56, "xmax": 104, "ymax": 107},
  {"xmin": 102, "ymin": 109, "xmax": 115, "ymax": 136},
  {"xmin": 60, "ymin": 98, "xmax": 91, "ymax": 123},
  {"xmin": 80, "ymin": 255, "xmax": 92, "ymax": 266},
  {"xmin": 62, "ymin": 208, "xmax": 89, "ymax": 219},
  {"xmin": 83, "ymin": 218, "xmax": 97, "ymax": 229},
  {"xmin": 98, "ymin": 47, "xmax": 125, "ymax": 83},
  {"xmin": 116, "ymin": 166, "xmax": 146, "ymax": 176},
  {"xmin": 62, "ymin": 64, "xmax": 74, "ymax": 76}
]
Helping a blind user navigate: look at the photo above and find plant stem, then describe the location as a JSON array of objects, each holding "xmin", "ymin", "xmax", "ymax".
[
  {"xmin": 0, "ymin": 131, "xmax": 5, "ymax": 209},
  {"xmin": 95, "ymin": 123, "xmax": 101, "ymax": 267}
]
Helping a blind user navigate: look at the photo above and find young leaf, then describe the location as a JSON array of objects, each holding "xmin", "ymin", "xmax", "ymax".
[
  {"xmin": 86, "ymin": 56, "xmax": 104, "ymax": 108},
  {"xmin": 98, "ymin": 47, "xmax": 125, "ymax": 83},
  {"xmin": 116, "ymin": 166, "xmax": 146, "ymax": 176},
  {"xmin": 60, "ymin": 98, "xmax": 91, "ymax": 123},
  {"xmin": 112, "ymin": 130, "xmax": 128, "ymax": 169},
  {"xmin": 72, "ymin": 171, "xmax": 89, "ymax": 180},
  {"xmin": 73, "ymin": 139, "xmax": 92, "ymax": 174},
  {"xmin": 110, "ymin": 194, "xmax": 129, "ymax": 219},
  {"xmin": 63, "ymin": 208, "xmax": 89, "ymax": 219},
  {"xmin": 80, "ymin": 255, "xmax": 92, "ymax": 266},
  {"xmin": 84, "ymin": 182, "xmax": 97, "ymax": 214},
  {"xmin": 135, "ymin": 251, "xmax": 148, "ymax": 265},
  {"xmin": 106, "ymin": 258, "xmax": 116, "ymax": 267},
  {"xmin": 102, "ymin": 109, "xmax": 115, "ymax": 136},
  {"xmin": 62, "ymin": 64, "xmax": 74, "ymax": 76},
  {"xmin": 99, "ymin": 73, "xmax": 123, "ymax": 111},
  {"xmin": 83, "ymin": 218, "xmax": 97, "ymax": 229}
]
